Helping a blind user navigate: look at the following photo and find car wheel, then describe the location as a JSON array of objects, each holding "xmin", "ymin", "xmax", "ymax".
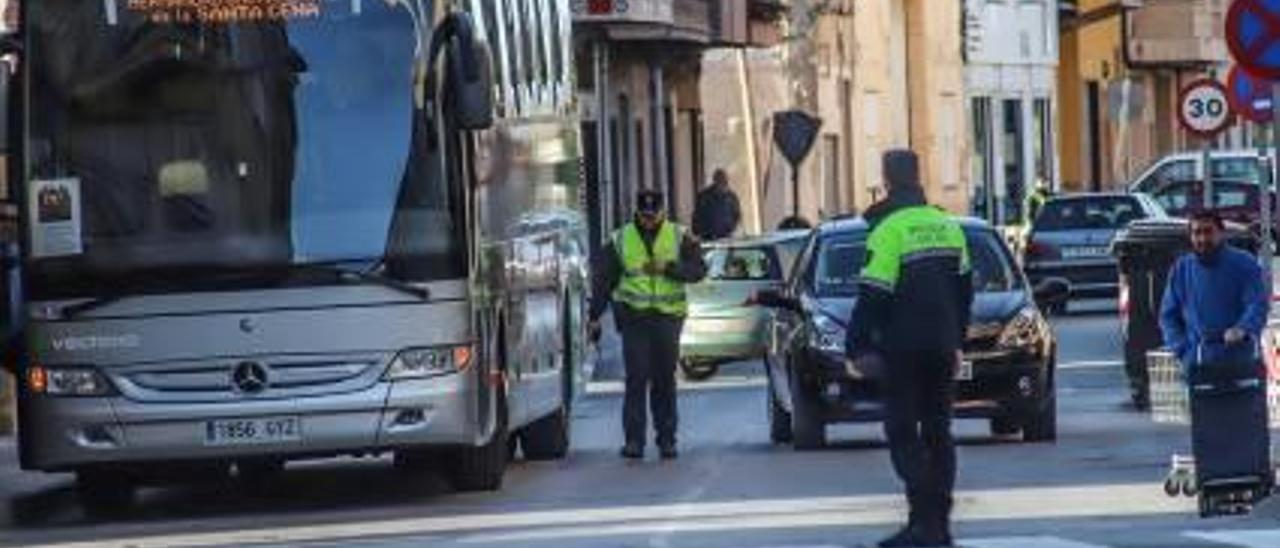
[
  {"xmin": 990, "ymin": 417, "xmax": 1020, "ymax": 437},
  {"xmin": 767, "ymin": 371, "xmax": 793, "ymax": 444},
  {"xmin": 789, "ymin": 365, "xmax": 826, "ymax": 450},
  {"xmin": 1023, "ymin": 389, "xmax": 1058, "ymax": 443},
  {"xmin": 76, "ymin": 469, "xmax": 136, "ymax": 518},
  {"xmin": 679, "ymin": 359, "xmax": 719, "ymax": 381},
  {"xmin": 448, "ymin": 388, "xmax": 509, "ymax": 492}
]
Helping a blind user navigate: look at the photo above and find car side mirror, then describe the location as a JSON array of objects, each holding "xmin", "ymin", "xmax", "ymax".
[{"xmin": 1033, "ymin": 278, "xmax": 1070, "ymax": 312}]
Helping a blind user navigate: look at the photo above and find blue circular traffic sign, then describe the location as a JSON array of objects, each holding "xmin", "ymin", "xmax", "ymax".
[
  {"xmin": 1229, "ymin": 65, "xmax": 1274, "ymax": 123},
  {"xmin": 1227, "ymin": 0, "xmax": 1280, "ymax": 80}
]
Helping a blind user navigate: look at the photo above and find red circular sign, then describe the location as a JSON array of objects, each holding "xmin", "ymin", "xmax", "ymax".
[
  {"xmin": 1228, "ymin": 65, "xmax": 1274, "ymax": 123},
  {"xmin": 1227, "ymin": 0, "xmax": 1280, "ymax": 80},
  {"xmin": 1177, "ymin": 78, "xmax": 1234, "ymax": 138}
]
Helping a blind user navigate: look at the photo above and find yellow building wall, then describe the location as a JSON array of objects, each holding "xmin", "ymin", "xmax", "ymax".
[
  {"xmin": 905, "ymin": 0, "xmax": 966, "ymax": 213},
  {"xmin": 1057, "ymin": 3, "xmax": 1124, "ymax": 191}
]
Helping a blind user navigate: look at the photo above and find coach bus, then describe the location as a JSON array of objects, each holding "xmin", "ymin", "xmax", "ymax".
[{"xmin": 1, "ymin": 0, "xmax": 586, "ymax": 511}]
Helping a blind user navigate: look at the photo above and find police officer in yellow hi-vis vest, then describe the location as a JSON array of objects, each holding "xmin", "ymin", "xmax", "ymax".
[
  {"xmin": 589, "ymin": 189, "xmax": 707, "ymax": 460},
  {"xmin": 847, "ymin": 150, "xmax": 974, "ymax": 548}
]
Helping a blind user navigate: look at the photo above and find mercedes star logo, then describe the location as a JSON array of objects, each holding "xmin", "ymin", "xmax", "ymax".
[{"xmin": 231, "ymin": 361, "xmax": 269, "ymax": 394}]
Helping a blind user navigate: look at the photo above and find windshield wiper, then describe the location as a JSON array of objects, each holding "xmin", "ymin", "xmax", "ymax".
[
  {"xmin": 295, "ymin": 263, "xmax": 432, "ymax": 301},
  {"xmin": 59, "ymin": 265, "xmax": 429, "ymax": 320}
]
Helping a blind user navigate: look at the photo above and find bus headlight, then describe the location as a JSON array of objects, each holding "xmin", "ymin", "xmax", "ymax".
[
  {"xmin": 384, "ymin": 345, "xmax": 474, "ymax": 380},
  {"xmin": 28, "ymin": 366, "xmax": 114, "ymax": 397}
]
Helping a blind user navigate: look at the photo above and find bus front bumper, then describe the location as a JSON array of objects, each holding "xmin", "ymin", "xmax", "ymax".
[{"xmin": 20, "ymin": 374, "xmax": 480, "ymax": 472}]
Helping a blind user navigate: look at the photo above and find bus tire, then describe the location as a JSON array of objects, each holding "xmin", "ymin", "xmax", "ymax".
[
  {"xmin": 448, "ymin": 391, "xmax": 509, "ymax": 492},
  {"xmin": 520, "ymin": 405, "xmax": 570, "ymax": 461},
  {"xmin": 76, "ymin": 469, "xmax": 136, "ymax": 518}
]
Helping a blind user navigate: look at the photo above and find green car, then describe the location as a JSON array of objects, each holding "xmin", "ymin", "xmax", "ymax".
[{"xmin": 680, "ymin": 230, "xmax": 811, "ymax": 380}]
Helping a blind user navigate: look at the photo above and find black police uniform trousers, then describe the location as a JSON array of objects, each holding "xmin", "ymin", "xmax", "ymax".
[
  {"xmin": 617, "ymin": 307, "xmax": 683, "ymax": 448},
  {"xmin": 882, "ymin": 347, "xmax": 957, "ymax": 529}
]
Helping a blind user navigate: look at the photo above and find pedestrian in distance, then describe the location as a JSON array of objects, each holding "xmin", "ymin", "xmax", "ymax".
[
  {"xmin": 846, "ymin": 150, "xmax": 974, "ymax": 547},
  {"xmin": 588, "ymin": 189, "xmax": 707, "ymax": 461},
  {"xmin": 1023, "ymin": 177, "xmax": 1053, "ymax": 228},
  {"xmin": 692, "ymin": 169, "xmax": 742, "ymax": 241},
  {"xmin": 1159, "ymin": 210, "xmax": 1268, "ymax": 375}
]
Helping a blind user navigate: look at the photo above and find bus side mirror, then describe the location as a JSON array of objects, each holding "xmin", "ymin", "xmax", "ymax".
[
  {"xmin": 0, "ymin": 35, "xmax": 16, "ymax": 154},
  {"xmin": 453, "ymin": 38, "xmax": 496, "ymax": 131},
  {"xmin": 446, "ymin": 13, "xmax": 494, "ymax": 131}
]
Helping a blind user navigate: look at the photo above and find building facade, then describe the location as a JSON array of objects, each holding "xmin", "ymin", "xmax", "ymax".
[
  {"xmin": 573, "ymin": 0, "xmax": 782, "ymax": 251},
  {"xmin": 701, "ymin": 0, "xmax": 969, "ymax": 232},
  {"xmin": 964, "ymin": 0, "xmax": 1060, "ymax": 225},
  {"xmin": 1058, "ymin": 0, "xmax": 1244, "ymax": 193}
]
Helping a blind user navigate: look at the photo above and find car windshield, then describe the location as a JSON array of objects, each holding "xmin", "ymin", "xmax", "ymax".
[
  {"xmin": 812, "ymin": 229, "xmax": 1019, "ymax": 298},
  {"xmin": 25, "ymin": 0, "xmax": 460, "ymax": 300},
  {"xmin": 1034, "ymin": 197, "xmax": 1142, "ymax": 231}
]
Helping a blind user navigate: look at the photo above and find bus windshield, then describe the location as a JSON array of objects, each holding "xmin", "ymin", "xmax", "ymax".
[{"xmin": 25, "ymin": 0, "xmax": 462, "ymax": 300}]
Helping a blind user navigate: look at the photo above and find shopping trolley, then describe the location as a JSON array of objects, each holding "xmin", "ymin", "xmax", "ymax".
[{"xmin": 1148, "ymin": 344, "xmax": 1277, "ymax": 517}]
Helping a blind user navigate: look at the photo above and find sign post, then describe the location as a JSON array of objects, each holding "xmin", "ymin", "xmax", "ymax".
[
  {"xmin": 772, "ymin": 110, "xmax": 822, "ymax": 219},
  {"xmin": 1178, "ymin": 78, "xmax": 1233, "ymax": 211},
  {"xmin": 1226, "ymin": 0, "xmax": 1280, "ymax": 281}
]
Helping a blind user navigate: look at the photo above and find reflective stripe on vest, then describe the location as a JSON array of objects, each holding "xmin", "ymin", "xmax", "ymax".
[
  {"xmin": 612, "ymin": 222, "xmax": 689, "ymax": 317},
  {"xmin": 860, "ymin": 206, "xmax": 970, "ymax": 292}
]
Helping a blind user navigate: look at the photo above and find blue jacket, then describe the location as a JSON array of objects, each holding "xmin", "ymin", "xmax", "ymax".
[{"xmin": 1159, "ymin": 245, "xmax": 1269, "ymax": 369}]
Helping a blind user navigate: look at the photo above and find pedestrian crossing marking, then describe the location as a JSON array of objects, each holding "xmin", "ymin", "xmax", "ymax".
[
  {"xmin": 1184, "ymin": 529, "xmax": 1280, "ymax": 547},
  {"xmin": 960, "ymin": 537, "xmax": 1109, "ymax": 548}
]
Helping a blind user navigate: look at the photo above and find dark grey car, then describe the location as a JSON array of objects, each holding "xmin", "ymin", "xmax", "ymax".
[{"xmin": 1023, "ymin": 193, "xmax": 1164, "ymax": 306}]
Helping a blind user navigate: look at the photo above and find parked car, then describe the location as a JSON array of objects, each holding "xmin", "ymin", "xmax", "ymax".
[
  {"xmin": 754, "ymin": 217, "xmax": 1067, "ymax": 450},
  {"xmin": 1023, "ymin": 193, "xmax": 1165, "ymax": 307},
  {"xmin": 679, "ymin": 230, "xmax": 810, "ymax": 380},
  {"xmin": 1128, "ymin": 150, "xmax": 1273, "ymax": 195}
]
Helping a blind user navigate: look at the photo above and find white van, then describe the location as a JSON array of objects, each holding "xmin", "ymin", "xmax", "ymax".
[{"xmin": 1128, "ymin": 150, "xmax": 1275, "ymax": 195}]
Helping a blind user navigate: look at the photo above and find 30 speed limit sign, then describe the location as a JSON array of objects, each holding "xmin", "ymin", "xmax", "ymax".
[{"xmin": 1178, "ymin": 79, "xmax": 1233, "ymax": 138}]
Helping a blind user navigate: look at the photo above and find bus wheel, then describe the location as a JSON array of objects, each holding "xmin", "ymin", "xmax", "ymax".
[
  {"xmin": 76, "ymin": 469, "xmax": 136, "ymax": 518},
  {"xmin": 520, "ymin": 404, "xmax": 570, "ymax": 461},
  {"xmin": 448, "ymin": 392, "xmax": 509, "ymax": 492}
]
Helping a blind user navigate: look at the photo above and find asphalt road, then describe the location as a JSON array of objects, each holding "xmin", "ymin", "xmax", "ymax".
[{"xmin": 1, "ymin": 300, "xmax": 1279, "ymax": 547}]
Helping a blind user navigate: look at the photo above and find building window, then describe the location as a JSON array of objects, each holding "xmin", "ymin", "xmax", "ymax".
[
  {"xmin": 1002, "ymin": 99, "xmax": 1025, "ymax": 223},
  {"xmin": 970, "ymin": 97, "xmax": 994, "ymax": 221},
  {"xmin": 823, "ymin": 135, "xmax": 840, "ymax": 216},
  {"xmin": 1033, "ymin": 98, "xmax": 1053, "ymax": 189}
]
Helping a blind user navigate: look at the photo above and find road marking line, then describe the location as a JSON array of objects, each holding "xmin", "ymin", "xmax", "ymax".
[
  {"xmin": 1184, "ymin": 529, "xmax": 1280, "ymax": 547},
  {"xmin": 18, "ymin": 483, "xmax": 1189, "ymax": 548},
  {"xmin": 588, "ymin": 376, "xmax": 767, "ymax": 395},
  {"xmin": 961, "ymin": 536, "xmax": 1111, "ymax": 548},
  {"xmin": 1058, "ymin": 360, "xmax": 1123, "ymax": 370}
]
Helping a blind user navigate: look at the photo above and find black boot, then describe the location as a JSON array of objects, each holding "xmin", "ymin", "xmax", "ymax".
[
  {"xmin": 620, "ymin": 443, "xmax": 643, "ymax": 460},
  {"xmin": 877, "ymin": 524, "xmax": 920, "ymax": 548}
]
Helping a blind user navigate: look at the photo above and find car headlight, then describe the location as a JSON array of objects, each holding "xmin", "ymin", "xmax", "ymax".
[
  {"xmin": 28, "ymin": 366, "xmax": 114, "ymax": 397},
  {"xmin": 384, "ymin": 345, "xmax": 474, "ymax": 380},
  {"xmin": 810, "ymin": 316, "xmax": 846, "ymax": 355},
  {"xmin": 998, "ymin": 307, "xmax": 1048, "ymax": 350}
]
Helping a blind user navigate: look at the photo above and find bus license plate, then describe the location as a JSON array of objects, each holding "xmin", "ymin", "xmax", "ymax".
[
  {"xmin": 205, "ymin": 417, "xmax": 301, "ymax": 446},
  {"xmin": 955, "ymin": 360, "xmax": 974, "ymax": 381}
]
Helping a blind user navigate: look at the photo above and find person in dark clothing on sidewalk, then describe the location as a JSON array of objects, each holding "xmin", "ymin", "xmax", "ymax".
[
  {"xmin": 1160, "ymin": 210, "xmax": 1268, "ymax": 372},
  {"xmin": 692, "ymin": 169, "xmax": 742, "ymax": 241},
  {"xmin": 589, "ymin": 189, "xmax": 707, "ymax": 460},
  {"xmin": 846, "ymin": 150, "xmax": 973, "ymax": 548}
]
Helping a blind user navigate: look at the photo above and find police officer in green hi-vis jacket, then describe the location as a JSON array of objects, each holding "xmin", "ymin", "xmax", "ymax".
[
  {"xmin": 847, "ymin": 150, "xmax": 974, "ymax": 548},
  {"xmin": 589, "ymin": 189, "xmax": 707, "ymax": 461}
]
